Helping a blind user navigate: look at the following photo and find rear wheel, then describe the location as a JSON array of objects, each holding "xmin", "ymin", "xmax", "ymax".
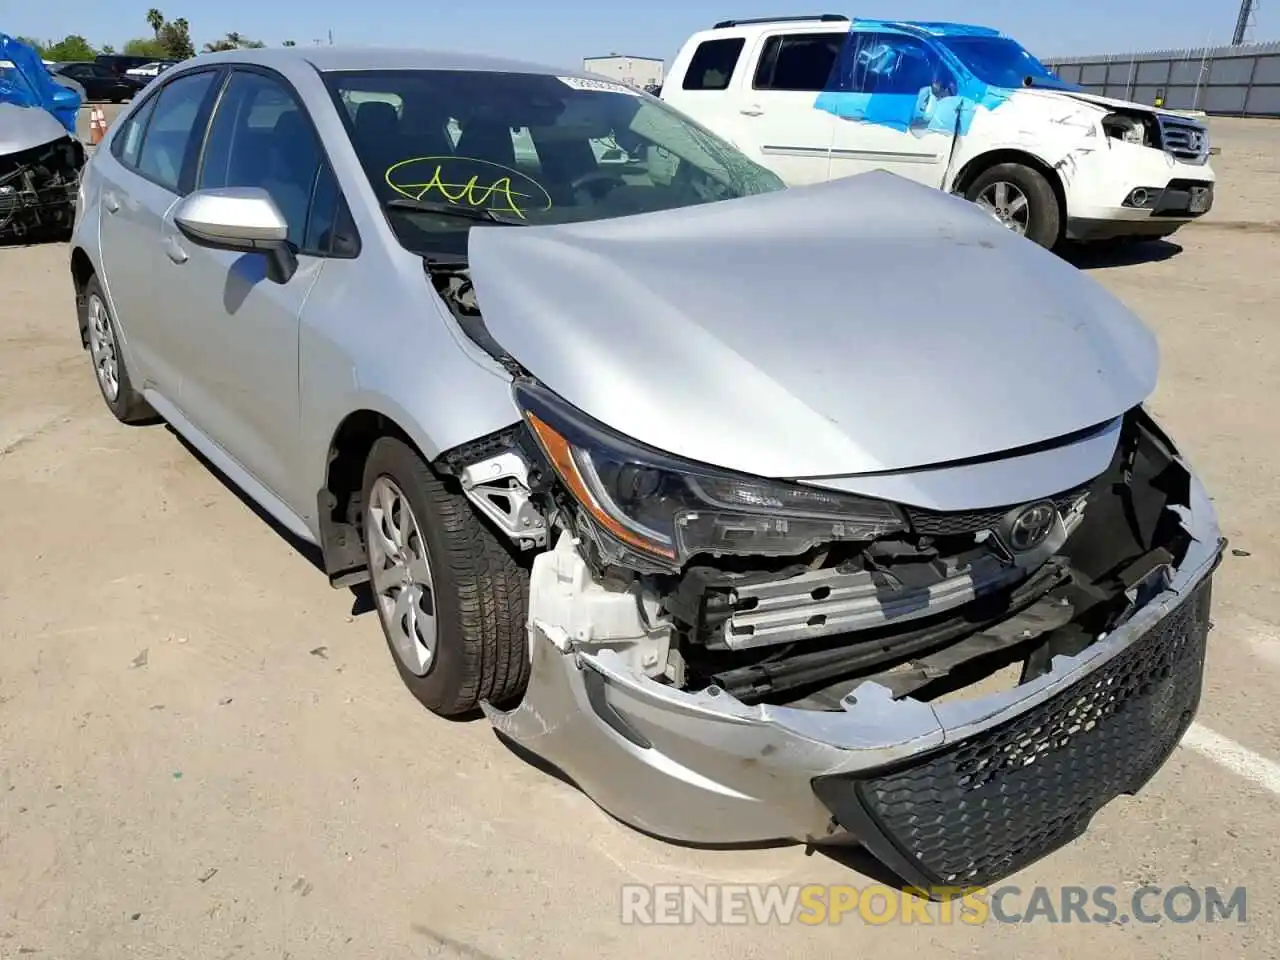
[
  {"xmin": 81, "ymin": 275, "xmax": 155, "ymax": 424},
  {"xmin": 360, "ymin": 437, "xmax": 530, "ymax": 716},
  {"xmin": 965, "ymin": 162, "xmax": 1061, "ymax": 249}
]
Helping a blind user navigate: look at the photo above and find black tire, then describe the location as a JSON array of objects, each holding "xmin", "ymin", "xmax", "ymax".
[
  {"xmin": 80, "ymin": 274, "xmax": 156, "ymax": 424},
  {"xmin": 965, "ymin": 162, "xmax": 1061, "ymax": 249},
  {"xmin": 361, "ymin": 437, "xmax": 530, "ymax": 716}
]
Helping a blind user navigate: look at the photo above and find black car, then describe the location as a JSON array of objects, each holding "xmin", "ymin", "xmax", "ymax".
[{"xmin": 47, "ymin": 61, "xmax": 144, "ymax": 103}]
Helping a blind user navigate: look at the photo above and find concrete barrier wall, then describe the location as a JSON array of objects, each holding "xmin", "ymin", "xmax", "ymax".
[{"xmin": 1043, "ymin": 40, "xmax": 1280, "ymax": 117}]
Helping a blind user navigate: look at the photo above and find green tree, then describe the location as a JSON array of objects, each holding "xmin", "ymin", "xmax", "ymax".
[
  {"xmin": 282, "ymin": 40, "xmax": 297, "ymax": 46},
  {"xmin": 102, "ymin": 43, "xmax": 117, "ymax": 54},
  {"xmin": 146, "ymin": 8, "xmax": 165, "ymax": 36},
  {"xmin": 122, "ymin": 37, "xmax": 167, "ymax": 58},
  {"xmin": 202, "ymin": 31, "xmax": 265, "ymax": 52},
  {"xmin": 44, "ymin": 35, "xmax": 97, "ymax": 61},
  {"xmin": 157, "ymin": 17, "xmax": 194, "ymax": 59}
]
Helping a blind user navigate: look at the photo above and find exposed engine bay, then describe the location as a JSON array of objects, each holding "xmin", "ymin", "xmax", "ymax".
[
  {"xmin": 0, "ymin": 135, "xmax": 84, "ymax": 243},
  {"xmin": 428, "ymin": 259, "xmax": 1198, "ymax": 714}
]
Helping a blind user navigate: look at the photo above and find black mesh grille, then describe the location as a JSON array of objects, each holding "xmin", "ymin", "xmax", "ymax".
[
  {"xmin": 831, "ymin": 579, "xmax": 1212, "ymax": 887},
  {"xmin": 907, "ymin": 487, "xmax": 1089, "ymax": 537}
]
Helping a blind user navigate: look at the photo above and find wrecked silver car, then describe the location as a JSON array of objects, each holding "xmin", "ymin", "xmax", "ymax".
[
  {"xmin": 70, "ymin": 48, "xmax": 1223, "ymax": 890},
  {"xmin": 1, "ymin": 36, "xmax": 86, "ymax": 242}
]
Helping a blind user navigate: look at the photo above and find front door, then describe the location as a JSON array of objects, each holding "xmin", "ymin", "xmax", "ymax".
[
  {"xmin": 158, "ymin": 67, "xmax": 328, "ymax": 513},
  {"xmin": 824, "ymin": 31, "xmax": 959, "ymax": 188},
  {"xmin": 731, "ymin": 30, "xmax": 846, "ymax": 185},
  {"xmin": 97, "ymin": 69, "xmax": 221, "ymax": 400}
]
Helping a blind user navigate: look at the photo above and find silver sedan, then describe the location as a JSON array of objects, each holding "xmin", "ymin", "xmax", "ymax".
[{"xmin": 69, "ymin": 46, "xmax": 1224, "ymax": 891}]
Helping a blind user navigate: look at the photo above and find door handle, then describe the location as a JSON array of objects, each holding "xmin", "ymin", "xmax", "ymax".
[
  {"xmin": 163, "ymin": 235, "xmax": 188, "ymax": 264},
  {"xmin": 739, "ymin": 105, "xmax": 765, "ymax": 117},
  {"xmin": 103, "ymin": 192, "xmax": 120, "ymax": 214}
]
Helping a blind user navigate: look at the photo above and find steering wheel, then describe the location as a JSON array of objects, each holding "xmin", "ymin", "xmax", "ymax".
[{"xmin": 569, "ymin": 169, "xmax": 627, "ymax": 200}]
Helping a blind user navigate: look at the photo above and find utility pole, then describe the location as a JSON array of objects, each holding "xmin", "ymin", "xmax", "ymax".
[{"xmin": 1233, "ymin": 0, "xmax": 1257, "ymax": 45}]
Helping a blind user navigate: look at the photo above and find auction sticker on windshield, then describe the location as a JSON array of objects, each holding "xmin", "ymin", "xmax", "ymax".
[{"xmin": 557, "ymin": 75, "xmax": 642, "ymax": 96}]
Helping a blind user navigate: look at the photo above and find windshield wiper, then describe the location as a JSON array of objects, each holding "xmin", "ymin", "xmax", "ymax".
[{"xmin": 384, "ymin": 197, "xmax": 525, "ymax": 225}]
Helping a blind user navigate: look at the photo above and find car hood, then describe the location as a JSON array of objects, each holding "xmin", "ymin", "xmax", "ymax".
[
  {"xmin": 466, "ymin": 171, "xmax": 1157, "ymax": 480},
  {"xmin": 0, "ymin": 102, "xmax": 71, "ymax": 154},
  {"xmin": 1022, "ymin": 87, "xmax": 1190, "ymax": 121}
]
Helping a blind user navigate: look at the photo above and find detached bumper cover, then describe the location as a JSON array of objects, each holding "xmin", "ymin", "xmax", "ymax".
[
  {"xmin": 485, "ymin": 465, "xmax": 1223, "ymax": 884},
  {"xmin": 813, "ymin": 577, "xmax": 1212, "ymax": 888}
]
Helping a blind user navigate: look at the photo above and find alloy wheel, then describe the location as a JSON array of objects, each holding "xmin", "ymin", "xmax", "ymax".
[
  {"xmin": 86, "ymin": 294, "xmax": 120, "ymax": 402},
  {"xmin": 365, "ymin": 476, "xmax": 438, "ymax": 676},
  {"xmin": 975, "ymin": 181, "xmax": 1031, "ymax": 236}
]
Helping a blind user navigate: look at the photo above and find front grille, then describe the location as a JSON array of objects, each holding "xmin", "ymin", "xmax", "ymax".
[
  {"xmin": 906, "ymin": 486, "xmax": 1088, "ymax": 537},
  {"xmin": 1158, "ymin": 119, "xmax": 1210, "ymax": 165},
  {"xmin": 823, "ymin": 578, "xmax": 1212, "ymax": 888}
]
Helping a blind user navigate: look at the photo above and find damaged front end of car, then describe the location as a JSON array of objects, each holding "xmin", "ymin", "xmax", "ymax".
[
  {"xmin": 424, "ymin": 172, "xmax": 1224, "ymax": 889},
  {"xmin": 0, "ymin": 105, "xmax": 85, "ymax": 243},
  {"xmin": 433, "ymin": 373, "xmax": 1221, "ymax": 888}
]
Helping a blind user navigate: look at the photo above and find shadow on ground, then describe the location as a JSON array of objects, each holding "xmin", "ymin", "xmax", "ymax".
[{"xmin": 1060, "ymin": 238, "xmax": 1183, "ymax": 270}]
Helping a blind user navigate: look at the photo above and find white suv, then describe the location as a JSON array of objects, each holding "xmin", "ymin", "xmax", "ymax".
[{"xmin": 661, "ymin": 15, "xmax": 1216, "ymax": 248}]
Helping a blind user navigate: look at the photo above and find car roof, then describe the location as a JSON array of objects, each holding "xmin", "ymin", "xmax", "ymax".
[{"xmin": 190, "ymin": 45, "xmax": 574, "ymax": 78}]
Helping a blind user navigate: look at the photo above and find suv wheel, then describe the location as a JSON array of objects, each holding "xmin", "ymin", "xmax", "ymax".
[
  {"xmin": 966, "ymin": 162, "xmax": 1061, "ymax": 249},
  {"xmin": 81, "ymin": 275, "xmax": 156, "ymax": 424},
  {"xmin": 360, "ymin": 437, "xmax": 530, "ymax": 716}
]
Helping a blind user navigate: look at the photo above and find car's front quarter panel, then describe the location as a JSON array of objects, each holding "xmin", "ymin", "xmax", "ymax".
[{"xmin": 275, "ymin": 61, "xmax": 527, "ymax": 530}]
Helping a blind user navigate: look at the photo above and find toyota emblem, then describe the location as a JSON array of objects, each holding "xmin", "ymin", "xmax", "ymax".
[{"xmin": 1007, "ymin": 501, "xmax": 1058, "ymax": 552}]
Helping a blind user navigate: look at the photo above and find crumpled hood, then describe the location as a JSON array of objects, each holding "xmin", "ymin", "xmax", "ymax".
[
  {"xmin": 467, "ymin": 171, "xmax": 1157, "ymax": 480},
  {"xmin": 1021, "ymin": 87, "xmax": 1183, "ymax": 121},
  {"xmin": 0, "ymin": 102, "xmax": 71, "ymax": 155}
]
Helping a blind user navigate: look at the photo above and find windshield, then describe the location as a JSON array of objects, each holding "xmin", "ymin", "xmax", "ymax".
[
  {"xmin": 323, "ymin": 69, "xmax": 785, "ymax": 258},
  {"xmin": 935, "ymin": 35, "xmax": 1075, "ymax": 90}
]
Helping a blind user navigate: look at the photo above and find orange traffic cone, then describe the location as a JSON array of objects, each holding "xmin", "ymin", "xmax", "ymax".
[{"xmin": 88, "ymin": 107, "xmax": 106, "ymax": 145}]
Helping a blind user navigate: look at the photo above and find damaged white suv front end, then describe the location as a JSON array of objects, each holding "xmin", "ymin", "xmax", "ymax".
[{"xmin": 436, "ymin": 171, "xmax": 1224, "ymax": 889}]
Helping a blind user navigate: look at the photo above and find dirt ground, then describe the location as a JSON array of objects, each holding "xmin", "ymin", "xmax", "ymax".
[{"xmin": 0, "ymin": 104, "xmax": 1277, "ymax": 959}]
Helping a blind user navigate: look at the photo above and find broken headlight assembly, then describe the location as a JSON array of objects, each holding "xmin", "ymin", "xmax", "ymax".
[
  {"xmin": 1101, "ymin": 112, "xmax": 1149, "ymax": 146},
  {"xmin": 513, "ymin": 380, "xmax": 905, "ymax": 568}
]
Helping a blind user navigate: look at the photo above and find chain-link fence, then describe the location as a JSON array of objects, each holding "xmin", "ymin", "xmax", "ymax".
[{"xmin": 1043, "ymin": 40, "xmax": 1280, "ymax": 116}]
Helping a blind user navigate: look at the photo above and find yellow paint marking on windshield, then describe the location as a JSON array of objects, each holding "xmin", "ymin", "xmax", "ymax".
[{"xmin": 385, "ymin": 156, "xmax": 553, "ymax": 220}]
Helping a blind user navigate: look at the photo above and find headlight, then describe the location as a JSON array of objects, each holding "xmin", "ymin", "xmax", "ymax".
[
  {"xmin": 1101, "ymin": 112, "xmax": 1148, "ymax": 146},
  {"xmin": 514, "ymin": 381, "xmax": 906, "ymax": 568}
]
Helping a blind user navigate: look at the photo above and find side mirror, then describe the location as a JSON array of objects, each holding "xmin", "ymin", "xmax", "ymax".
[
  {"xmin": 173, "ymin": 187, "xmax": 297, "ymax": 283},
  {"xmin": 51, "ymin": 87, "xmax": 80, "ymax": 107}
]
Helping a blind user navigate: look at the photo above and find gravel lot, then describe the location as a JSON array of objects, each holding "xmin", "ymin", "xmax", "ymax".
[{"xmin": 1, "ymin": 103, "xmax": 1277, "ymax": 959}]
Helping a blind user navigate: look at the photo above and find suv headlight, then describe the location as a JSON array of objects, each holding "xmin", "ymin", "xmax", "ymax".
[
  {"xmin": 1101, "ymin": 112, "xmax": 1148, "ymax": 146},
  {"xmin": 513, "ymin": 381, "xmax": 906, "ymax": 567}
]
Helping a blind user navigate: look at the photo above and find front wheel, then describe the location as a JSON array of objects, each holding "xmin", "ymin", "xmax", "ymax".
[
  {"xmin": 360, "ymin": 437, "xmax": 530, "ymax": 716},
  {"xmin": 965, "ymin": 162, "xmax": 1061, "ymax": 249}
]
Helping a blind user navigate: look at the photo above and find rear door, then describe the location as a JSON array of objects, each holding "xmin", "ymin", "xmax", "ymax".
[
  {"xmin": 160, "ymin": 66, "xmax": 350, "ymax": 512},
  {"xmin": 730, "ymin": 29, "xmax": 845, "ymax": 185},
  {"xmin": 95, "ymin": 68, "xmax": 221, "ymax": 400}
]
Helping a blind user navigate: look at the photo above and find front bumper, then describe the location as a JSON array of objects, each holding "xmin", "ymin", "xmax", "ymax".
[
  {"xmin": 485, "ymin": 454, "xmax": 1223, "ymax": 884},
  {"xmin": 1060, "ymin": 139, "xmax": 1216, "ymax": 239}
]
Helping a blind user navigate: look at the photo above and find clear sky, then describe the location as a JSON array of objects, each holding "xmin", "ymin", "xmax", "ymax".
[{"xmin": 11, "ymin": 0, "xmax": 1275, "ymax": 67}]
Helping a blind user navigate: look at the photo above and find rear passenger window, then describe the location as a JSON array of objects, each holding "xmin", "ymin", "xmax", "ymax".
[
  {"xmin": 136, "ymin": 71, "xmax": 218, "ymax": 192},
  {"xmin": 682, "ymin": 38, "xmax": 746, "ymax": 91},
  {"xmin": 753, "ymin": 33, "xmax": 847, "ymax": 91},
  {"xmin": 112, "ymin": 93, "xmax": 159, "ymax": 168}
]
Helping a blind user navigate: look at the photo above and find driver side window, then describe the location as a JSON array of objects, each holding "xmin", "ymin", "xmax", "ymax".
[{"xmin": 836, "ymin": 32, "xmax": 954, "ymax": 97}]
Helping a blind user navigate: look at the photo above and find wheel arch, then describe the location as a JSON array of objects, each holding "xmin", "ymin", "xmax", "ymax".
[
  {"xmin": 315, "ymin": 404, "xmax": 438, "ymax": 588},
  {"xmin": 70, "ymin": 246, "xmax": 97, "ymax": 348},
  {"xmin": 951, "ymin": 149, "xmax": 1068, "ymax": 241}
]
